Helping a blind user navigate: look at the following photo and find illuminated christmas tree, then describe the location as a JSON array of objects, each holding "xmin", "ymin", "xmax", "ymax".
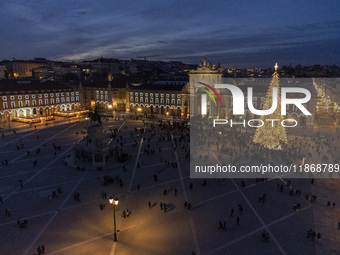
[{"xmin": 252, "ymin": 63, "xmax": 287, "ymax": 149}]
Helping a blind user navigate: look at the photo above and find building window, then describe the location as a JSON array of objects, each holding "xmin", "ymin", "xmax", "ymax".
[
  {"xmin": 56, "ymin": 93, "xmax": 59, "ymax": 97},
  {"xmin": 26, "ymin": 100, "xmax": 30, "ymax": 106},
  {"xmin": 50, "ymin": 94, "xmax": 54, "ymax": 97},
  {"xmin": 155, "ymin": 93, "xmax": 158, "ymax": 97},
  {"xmin": 100, "ymin": 91, "xmax": 103, "ymax": 94},
  {"xmin": 44, "ymin": 94, "xmax": 48, "ymax": 98},
  {"xmin": 61, "ymin": 93, "xmax": 64, "ymax": 96},
  {"xmin": 2, "ymin": 96, "xmax": 7, "ymax": 101},
  {"xmin": 145, "ymin": 93, "xmax": 148, "ymax": 97},
  {"xmin": 18, "ymin": 95, "xmax": 22, "ymax": 100},
  {"xmin": 51, "ymin": 98, "xmax": 54, "ymax": 104},
  {"xmin": 161, "ymin": 98, "xmax": 164, "ymax": 104},
  {"xmin": 66, "ymin": 97, "xmax": 70, "ymax": 103},
  {"xmin": 10, "ymin": 96, "xmax": 15, "ymax": 100},
  {"xmin": 76, "ymin": 96, "xmax": 79, "ymax": 101},
  {"xmin": 177, "ymin": 95, "xmax": 181, "ymax": 98},
  {"xmin": 66, "ymin": 92, "xmax": 69, "ymax": 96},
  {"xmin": 56, "ymin": 98, "xmax": 60, "ymax": 103},
  {"xmin": 166, "ymin": 99, "xmax": 169, "ymax": 104},
  {"xmin": 11, "ymin": 101, "xmax": 16, "ymax": 108},
  {"xmin": 100, "ymin": 95, "xmax": 103, "ymax": 100},
  {"xmin": 172, "ymin": 94, "xmax": 175, "ymax": 98},
  {"xmin": 71, "ymin": 97, "xmax": 74, "ymax": 102},
  {"xmin": 71, "ymin": 92, "xmax": 74, "ymax": 96},
  {"xmin": 39, "ymin": 99, "xmax": 42, "ymax": 105},
  {"xmin": 140, "ymin": 97, "xmax": 143, "ymax": 103},
  {"xmin": 135, "ymin": 92, "xmax": 138, "ymax": 96},
  {"xmin": 32, "ymin": 95, "xmax": 36, "ymax": 99},
  {"xmin": 145, "ymin": 98, "xmax": 148, "ymax": 103},
  {"xmin": 105, "ymin": 95, "xmax": 108, "ymax": 100},
  {"xmin": 150, "ymin": 98, "xmax": 153, "ymax": 103},
  {"xmin": 150, "ymin": 93, "xmax": 153, "ymax": 97},
  {"xmin": 166, "ymin": 94, "xmax": 169, "ymax": 98},
  {"xmin": 161, "ymin": 94, "xmax": 164, "ymax": 97},
  {"xmin": 25, "ymin": 95, "xmax": 29, "ymax": 99},
  {"xmin": 38, "ymin": 94, "xmax": 42, "ymax": 98},
  {"xmin": 45, "ymin": 99, "xmax": 49, "ymax": 105},
  {"xmin": 177, "ymin": 99, "xmax": 181, "ymax": 105},
  {"xmin": 171, "ymin": 99, "xmax": 175, "ymax": 104},
  {"xmin": 155, "ymin": 98, "xmax": 159, "ymax": 104},
  {"xmin": 61, "ymin": 98, "xmax": 65, "ymax": 103},
  {"xmin": 130, "ymin": 97, "xmax": 134, "ymax": 102},
  {"xmin": 135, "ymin": 97, "xmax": 138, "ymax": 102},
  {"xmin": 3, "ymin": 102, "xmax": 8, "ymax": 109},
  {"xmin": 76, "ymin": 92, "xmax": 79, "ymax": 95}
]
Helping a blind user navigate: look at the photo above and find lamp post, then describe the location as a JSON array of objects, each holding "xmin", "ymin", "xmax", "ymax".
[{"xmin": 109, "ymin": 196, "xmax": 119, "ymax": 242}]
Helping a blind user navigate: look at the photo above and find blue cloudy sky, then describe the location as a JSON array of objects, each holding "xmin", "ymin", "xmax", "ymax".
[{"xmin": 0, "ymin": 0, "xmax": 339, "ymax": 68}]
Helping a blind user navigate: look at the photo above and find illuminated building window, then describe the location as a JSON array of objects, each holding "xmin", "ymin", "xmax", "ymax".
[
  {"xmin": 25, "ymin": 100, "xmax": 30, "ymax": 106},
  {"xmin": 130, "ymin": 97, "xmax": 133, "ymax": 102},
  {"xmin": 140, "ymin": 97, "xmax": 143, "ymax": 103},
  {"xmin": 155, "ymin": 98, "xmax": 159, "ymax": 104},
  {"xmin": 161, "ymin": 98, "xmax": 164, "ymax": 104},
  {"xmin": 39, "ymin": 99, "xmax": 42, "ymax": 105},
  {"xmin": 50, "ymin": 98, "xmax": 54, "ymax": 104},
  {"xmin": 135, "ymin": 97, "xmax": 138, "ymax": 102},
  {"xmin": 3, "ymin": 102, "xmax": 8, "ymax": 109},
  {"xmin": 56, "ymin": 98, "xmax": 60, "ymax": 103},
  {"xmin": 166, "ymin": 99, "xmax": 169, "ymax": 104},
  {"xmin": 11, "ymin": 101, "xmax": 16, "ymax": 108},
  {"xmin": 71, "ymin": 97, "xmax": 74, "ymax": 102},
  {"xmin": 76, "ymin": 96, "xmax": 79, "ymax": 101},
  {"xmin": 171, "ymin": 99, "xmax": 175, "ymax": 104},
  {"xmin": 45, "ymin": 99, "xmax": 49, "ymax": 105},
  {"xmin": 177, "ymin": 99, "xmax": 181, "ymax": 105}
]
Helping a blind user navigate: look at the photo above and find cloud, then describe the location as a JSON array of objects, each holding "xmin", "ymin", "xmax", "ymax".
[{"xmin": 0, "ymin": 1, "xmax": 339, "ymax": 68}]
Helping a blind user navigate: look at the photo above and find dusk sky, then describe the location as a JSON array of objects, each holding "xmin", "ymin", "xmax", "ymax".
[{"xmin": 0, "ymin": 0, "xmax": 339, "ymax": 68}]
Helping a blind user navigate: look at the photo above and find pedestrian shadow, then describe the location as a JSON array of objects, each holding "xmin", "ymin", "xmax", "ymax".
[
  {"xmin": 151, "ymin": 202, "xmax": 157, "ymax": 208},
  {"xmin": 165, "ymin": 203, "xmax": 176, "ymax": 212}
]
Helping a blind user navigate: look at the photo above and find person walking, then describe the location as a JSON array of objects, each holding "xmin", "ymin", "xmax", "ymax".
[{"xmin": 37, "ymin": 246, "xmax": 42, "ymax": 255}]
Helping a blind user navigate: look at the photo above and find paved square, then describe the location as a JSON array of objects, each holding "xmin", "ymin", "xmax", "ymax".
[{"xmin": 0, "ymin": 118, "xmax": 340, "ymax": 255}]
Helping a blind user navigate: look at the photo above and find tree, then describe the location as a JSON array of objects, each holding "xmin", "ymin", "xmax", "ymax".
[{"xmin": 252, "ymin": 64, "xmax": 287, "ymax": 150}]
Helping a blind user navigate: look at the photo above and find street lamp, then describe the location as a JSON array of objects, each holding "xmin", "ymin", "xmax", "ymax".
[{"xmin": 109, "ymin": 196, "xmax": 119, "ymax": 242}]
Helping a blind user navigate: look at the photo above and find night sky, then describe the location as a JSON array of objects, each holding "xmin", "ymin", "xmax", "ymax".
[{"xmin": 0, "ymin": 0, "xmax": 339, "ymax": 68}]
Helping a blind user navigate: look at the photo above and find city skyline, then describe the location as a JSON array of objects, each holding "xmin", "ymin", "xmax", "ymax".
[{"xmin": 0, "ymin": 0, "xmax": 339, "ymax": 68}]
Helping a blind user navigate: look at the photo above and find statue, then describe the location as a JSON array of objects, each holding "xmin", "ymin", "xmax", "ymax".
[{"xmin": 88, "ymin": 106, "xmax": 102, "ymax": 126}]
